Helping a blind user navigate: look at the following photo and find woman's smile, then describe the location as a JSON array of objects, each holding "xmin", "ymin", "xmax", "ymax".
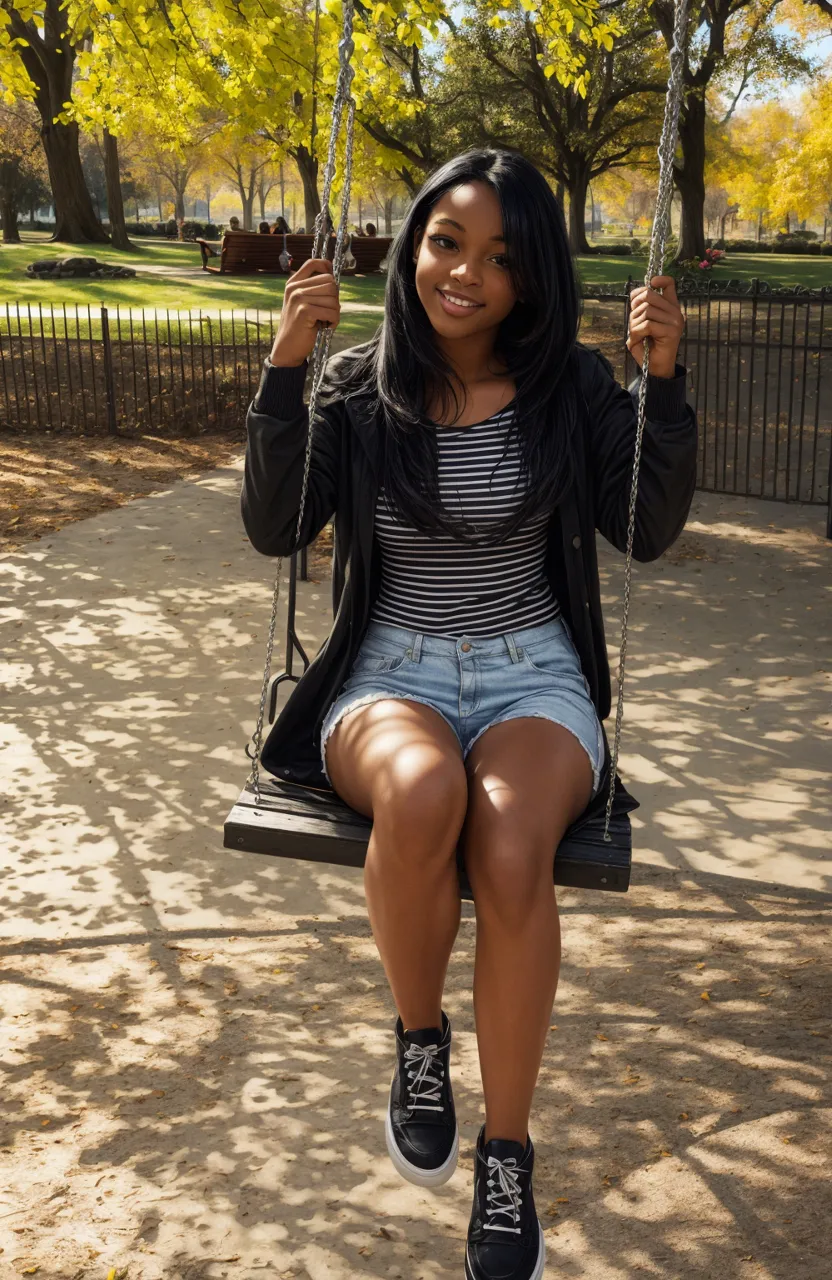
[{"xmin": 436, "ymin": 286, "xmax": 486, "ymax": 316}]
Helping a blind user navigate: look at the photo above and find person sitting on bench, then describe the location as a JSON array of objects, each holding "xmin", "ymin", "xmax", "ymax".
[{"xmin": 198, "ymin": 215, "xmax": 241, "ymax": 268}]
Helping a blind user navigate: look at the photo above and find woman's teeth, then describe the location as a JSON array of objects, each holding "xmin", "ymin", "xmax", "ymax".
[{"xmin": 439, "ymin": 290, "xmax": 481, "ymax": 309}]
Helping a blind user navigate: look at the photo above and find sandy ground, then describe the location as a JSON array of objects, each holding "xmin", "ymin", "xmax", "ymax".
[{"xmin": 1, "ymin": 455, "xmax": 830, "ymax": 1280}]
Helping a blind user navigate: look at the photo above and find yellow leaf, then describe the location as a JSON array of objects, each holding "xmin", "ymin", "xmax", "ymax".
[
  {"xmin": 596, "ymin": 1033, "xmax": 609, "ymax": 1041},
  {"xmin": 660, "ymin": 1149, "xmax": 672, "ymax": 1157},
  {"xmin": 696, "ymin": 962, "xmax": 706, "ymax": 970},
  {"xmin": 555, "ymin": 1197, "xmax": 569, "ymax": 1203},
  {"xmin": 107, "ymin": 1270, "xmax": 117, "ymax": 1280},
  {"xmin": 679, "ymin": 1112, "xmax": 689, "ymax": 1120},
  {"xmin": 41, "ymin": 1118, "xmax": 50, "ymax": 1126},
  {"xmin": 700, "ymin": 991, "xmax": 710, "ymax": 1001}
]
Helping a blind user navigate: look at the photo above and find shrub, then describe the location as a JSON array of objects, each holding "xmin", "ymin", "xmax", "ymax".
[
  {"xmin": 179, "ymin": 219, "xmax": 206, "ymax": 240},
  {"xmin": 720, "ymin": 238, "xmax": 770, "ymax": 252},
  {"xmin": 771, "ymin": 236, "xmax": 820, "ymax": 254},
  {"xmin": 166, "ymin": 218, "xmax": 178, "ymax": 237},
  {"xmin": 821, "ymin": 242, "xmax": 832, "ymax": 256},
  {"xmin": 594, "ymin": 242, "xmax": 633, "ymax": 255},
  {"xmin": 778, "ymin": 228, "xmax": 818, "ymax": 241}
]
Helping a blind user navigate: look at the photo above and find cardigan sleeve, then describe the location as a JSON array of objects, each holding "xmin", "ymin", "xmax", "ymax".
[
  {"xmin": 240, "ymin": 355, "xmax": 343, "ymax": 557},
  {"xmin": 585, "ymin": 349, "xmax": 699, "ymax": 563}
]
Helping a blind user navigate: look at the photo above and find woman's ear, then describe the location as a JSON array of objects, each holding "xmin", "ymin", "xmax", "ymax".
[{"xmin": 412, "ymin": 226, "xmax": 423, "ymax": 263}]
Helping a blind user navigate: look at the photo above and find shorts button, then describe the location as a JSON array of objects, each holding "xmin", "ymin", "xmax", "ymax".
[
  {"xmin": 460, "ymin": 642, "xmax": 472, "ymax": 652},
  {"xmin": 572, "ymin": 534, "xmax": 582, "ymax": 549}
]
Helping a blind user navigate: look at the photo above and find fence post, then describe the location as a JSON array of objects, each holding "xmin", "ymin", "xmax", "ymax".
[{"xmin": 101, "ymin": 305, "xmax": 118, "ymax": 435}]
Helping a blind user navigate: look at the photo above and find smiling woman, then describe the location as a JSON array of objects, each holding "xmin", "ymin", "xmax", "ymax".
[{"xmin": 239, "ymin": 134, "xmax": 697, "ymax": 1280}]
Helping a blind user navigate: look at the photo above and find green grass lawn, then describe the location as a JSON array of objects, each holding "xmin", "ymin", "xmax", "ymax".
[{"xmin": 1, "ymin": 231, "xmax": 829, "ymax": 314}]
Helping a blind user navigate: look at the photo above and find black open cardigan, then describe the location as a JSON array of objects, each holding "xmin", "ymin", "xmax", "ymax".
[{"xmin": 240, "ymin": 342, "xmax": 698, "ymax": 794}]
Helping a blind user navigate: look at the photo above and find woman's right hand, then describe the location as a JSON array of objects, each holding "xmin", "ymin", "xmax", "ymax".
[{"xmin": 269, "ymin": 257, "xmax": 341, "ymax": 368}]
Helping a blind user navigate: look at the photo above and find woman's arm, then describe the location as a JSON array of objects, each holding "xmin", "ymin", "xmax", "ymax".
[
  {"xmin": 586, "ymin": 347, "xmax": 699, "ymax": 563},
  {"xmin": 240, "ymin": 355, "xmax": 343, "ymax": 557}
]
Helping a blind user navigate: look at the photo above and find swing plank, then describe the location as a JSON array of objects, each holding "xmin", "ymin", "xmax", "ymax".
[{"xmin": 223, "ymin": 777, "xmax": 634, "ymax": 895}]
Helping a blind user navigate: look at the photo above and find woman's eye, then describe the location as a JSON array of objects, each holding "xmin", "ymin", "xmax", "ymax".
[{"xmin": 428, "ymin": 235, "xmax": 509, "ymax": 268}]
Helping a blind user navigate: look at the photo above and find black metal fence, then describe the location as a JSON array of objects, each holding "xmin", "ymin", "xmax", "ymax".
[
  {"xmin": 1, "ymin": 282, "xmax": 831, "ymax": 532},
  {"xmin": 0, "ymin": 303, "xmax": 282, "ymax": 437}
]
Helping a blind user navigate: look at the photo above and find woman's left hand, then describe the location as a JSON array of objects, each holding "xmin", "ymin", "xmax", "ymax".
[{"xmin": 626, "ymin": 275, "xmax": 685, "ymax": 376}]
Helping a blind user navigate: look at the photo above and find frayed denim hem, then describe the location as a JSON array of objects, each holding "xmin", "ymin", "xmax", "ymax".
[
  {"xmin": 463, "ymin": 711, "xmax": 603, "ymax": 799},
  {"xmin": 320, "ymin": 692, "xmax": 461, "ymax": 787}
]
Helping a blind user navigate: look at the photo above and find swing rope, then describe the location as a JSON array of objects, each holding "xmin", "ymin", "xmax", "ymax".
[
  {"xmin": 246, "ymin": 0, "xmax": 691, "ymax": 841},
  {"xmin": 601, "ymin": 0, "xmax": 690, "ymax": 840},
  {"xmin": 246, "ymin": 0, "xmax": 357, "ymax": 805}
]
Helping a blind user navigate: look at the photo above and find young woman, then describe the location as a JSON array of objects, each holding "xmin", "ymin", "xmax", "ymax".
[{"xmin": 241, "ymin": 148, "xmax": 696, "ymax": 1280}]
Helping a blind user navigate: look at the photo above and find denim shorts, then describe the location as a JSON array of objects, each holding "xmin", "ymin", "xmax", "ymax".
[{"xmin": 320, "ymin": 615, "xmax": 605, "ymax": 798}]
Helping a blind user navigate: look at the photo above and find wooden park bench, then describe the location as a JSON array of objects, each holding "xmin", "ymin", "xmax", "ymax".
[{"xmin": 196, "ymin": 230, "xmax": 392, "ymax": 275}]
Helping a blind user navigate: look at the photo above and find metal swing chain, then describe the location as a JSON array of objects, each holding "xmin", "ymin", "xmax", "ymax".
[
  {"xmin": 246, "ymin": 0, "xmax": 357, "ymax": 805},
  {"xmin": 601, "ymin": 0, "xmax": 690, "ymax": 841}
]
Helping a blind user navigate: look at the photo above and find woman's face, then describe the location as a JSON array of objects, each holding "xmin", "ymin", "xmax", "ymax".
[{"xmin": 412, "ymin": 181, "xmax": 517, "ymax": 339}]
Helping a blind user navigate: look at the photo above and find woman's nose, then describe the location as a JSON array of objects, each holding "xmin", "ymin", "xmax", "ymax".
[{"xmin": 450, "ymin": 263, "xmax": 481, "ymax": 286}]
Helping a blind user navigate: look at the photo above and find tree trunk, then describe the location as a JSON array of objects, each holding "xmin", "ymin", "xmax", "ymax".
[
  {"xmin": 174, "ymin": 190, "xmax": 185, "ymax": 223},
  {"xmin": 384, "ymin": 196, "xmax": 393, "ymax": 234},
  {"xmin": 242, "ymin": 195, "xmax": 255, "ymax": 230},
  {"xmin": 103, "ymin": 127, "xmax": 130, "ymax": 250},
  {"xmin": 293, "ymin": 144, "xmax": 320, "ymax": 230},
  {"xmin": 157, "ymin": 194, "xmax": 163, "ymax": 221},
  {"xmin": 673, "ymin": 91, "xmax": 706, "ymax": 262},
  {"xmin": 556, "ymin": 180, "xmax": 565, "ymax": 213},
  {"xmin": 41, "ymin": 118, "xmax": 108, "ymax": 242},
  {"xmin": 567, "ymin": 164, "xmax": 592, "ymax": 255},
  {"xmin": 757, "ymin": 210, "xmax": 763, "ymax": 242},
  {"xmin": 2, "ymin": 196, "xmax": 21, "ymax": 243}
]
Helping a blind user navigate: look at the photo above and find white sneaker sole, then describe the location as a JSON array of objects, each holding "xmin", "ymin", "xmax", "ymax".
[
  {"xmin": 384, "ymin": 1096, "xmax": 459, "ymax": 1188},
  {"xmin": 465, "ymin": 1221, "xmax": 546, "ymax": 1280}
]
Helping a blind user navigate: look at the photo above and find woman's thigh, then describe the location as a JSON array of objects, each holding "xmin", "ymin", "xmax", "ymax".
[{"xmin": 325, "ymin": 697, "xmax": 467, "ymax": 826}]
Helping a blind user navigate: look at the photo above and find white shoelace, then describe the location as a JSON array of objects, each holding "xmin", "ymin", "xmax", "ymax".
[
  {"xmin": 403, "ymin": 1042, "xmax": 444, "ymax": 1112},
  {"xmin": 485, "ymin": 1155, "xmax": 524, "ymax": 1234}
]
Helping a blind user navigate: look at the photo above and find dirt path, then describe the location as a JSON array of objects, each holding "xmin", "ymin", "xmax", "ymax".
[{"xmin": 1, "ymin": 457, "xmax": 830, "ymax": 1279}]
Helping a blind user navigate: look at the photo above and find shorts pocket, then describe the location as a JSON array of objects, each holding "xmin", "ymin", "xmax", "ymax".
[
  {"xmin": 520, "ymin": 636, "xmax": 574, "ymax": 678},
  {"xmin": 349, "ymin": 651, "xmax": 410, "ymax": 676}
]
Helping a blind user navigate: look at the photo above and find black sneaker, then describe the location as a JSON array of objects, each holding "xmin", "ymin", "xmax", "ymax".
[
  {"xmin": 384, "ymin": 1011, "xmax": 458, "ymax": 1187},
  {"xmin": 465, "ymin": 1124, "xmax": 545, "ymax": 1280}
]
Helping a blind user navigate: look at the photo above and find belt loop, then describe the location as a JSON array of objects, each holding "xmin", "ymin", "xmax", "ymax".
[
  {"xmin": 504, "ymin": 631, "xmax": 522, "ymax": 663},
  {"xmin": 409, "ymin": 631, "xmax": 423, "ymax": 663}
]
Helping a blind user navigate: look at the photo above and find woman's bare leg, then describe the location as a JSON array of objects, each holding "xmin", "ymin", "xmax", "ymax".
[
  {"xmin": 326, "ymin": 699, "xmax": 468, "ymax": 1030},
  {"xmin": 460, "ymin": 718, "xmax": 594, "ymax": 1145}
]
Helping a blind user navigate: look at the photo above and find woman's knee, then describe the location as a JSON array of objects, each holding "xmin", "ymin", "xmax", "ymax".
[
  {"xmin": 468, "ymin": 839, "xmax": 558, "ymax": 930},
  {"xmin": 372, "ymin": 747, "xmax": 468, "ymax": 859}
]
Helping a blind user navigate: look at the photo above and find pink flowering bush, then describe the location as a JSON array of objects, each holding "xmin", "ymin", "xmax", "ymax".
[{"xmin": 679, "ymin": 247, "xmax": 725, "ymax": 273}]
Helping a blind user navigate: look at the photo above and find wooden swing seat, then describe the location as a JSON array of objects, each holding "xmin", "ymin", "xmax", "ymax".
[{"xmin": 223, "ymin": 768, "xmax": 637, "ymax": 896}]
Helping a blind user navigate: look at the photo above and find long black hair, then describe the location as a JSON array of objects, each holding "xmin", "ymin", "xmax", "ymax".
[{"xmin": 341, "ymin": 147, "xmax": 583, "ymax": 545}]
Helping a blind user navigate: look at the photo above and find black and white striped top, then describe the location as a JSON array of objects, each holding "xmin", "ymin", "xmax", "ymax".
[{"xmin": 369, "ymin": 405, "xmax": 561, "ymax": 638}]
